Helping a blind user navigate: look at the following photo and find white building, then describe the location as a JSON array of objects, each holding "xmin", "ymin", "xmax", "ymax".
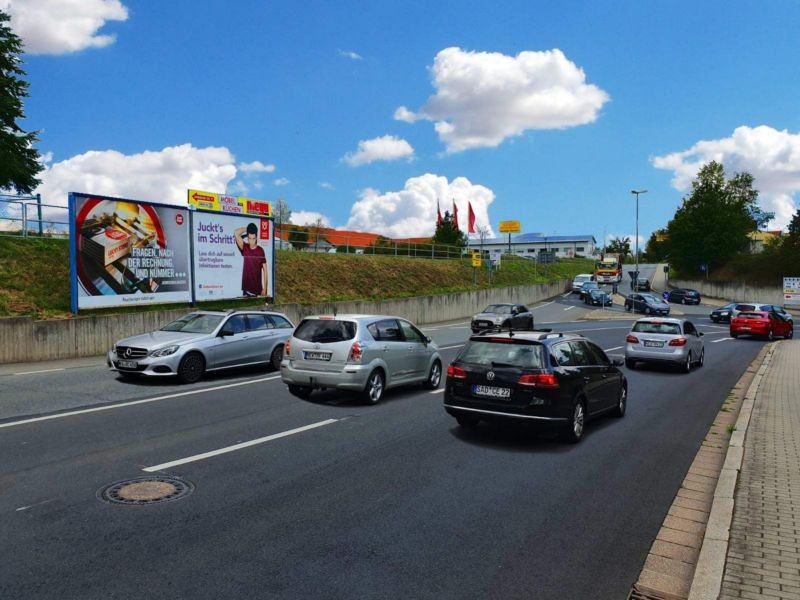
[{"xmin": 467, "ymin": 233, "xmax": 597, "ymax": 261}]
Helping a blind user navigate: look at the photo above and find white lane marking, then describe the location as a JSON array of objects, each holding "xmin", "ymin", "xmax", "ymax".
[
  {"xmin": 562, "ymin": 292, "xmax": 571, "ymax": 298},
  {"xmin": 142, "ymin": 419, "xmax": 338, "ymax": 472},
  {"xmin": 604, "ymin": 346, "xmax": 623, "ymax": 352},
  {"xmin": 564, "ymin": 306, "xmax": 575, "ymax": 311},
  {"xmin": 0, "ymin": 375, "xmax": 282, "ymax": 430},
  {"xmin": 429, "ymin": 388, "xmax": 445, "ymax": 394},
  {"xmin": 711, "ymin": 337, "xmax": 734, "ymax": 343},
  {"xmin": 533, "ymin": 301, "xmax": 555, "ymax": 309},
  {"xmin": 702, "ymin": 325, "xmax": 728, "ymax": 329},
  {"xmin": 439, "ymin": 344, "xmax": 465, "ymax": 350},
  {"xmin": 12, "ymin": 368, "xmax": 65, "ymax": 376},
  {"xmin": 564, "ymin": 326, "xmax": 632, "ymax": 332},
  {"xmin": 15, "ymin": 499, "xmax": 55, "ymax": 512},
  {"xmin": 702, "ymin": 331, "xmax": 728, "ymax": 336}
]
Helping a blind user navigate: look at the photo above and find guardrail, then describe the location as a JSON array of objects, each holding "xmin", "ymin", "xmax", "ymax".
[{"xmin": 0, "ymin": 195, "xmax": 69, "ymax": 238}]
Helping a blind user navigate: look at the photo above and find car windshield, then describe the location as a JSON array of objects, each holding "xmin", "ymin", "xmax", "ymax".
[
  {"xmin": 459, "ymin": 340, "xmax": 545, "ymax": 369},
  {"xmin": 591, "ymin": 290, "xmax": 606, "ymax": 297},
  {"xmin": 161, "ymin": 313, "xmax": 224, "ymax": 333},
  {"xmin": 737, "ymin": 312, "xmax": 767, "ymax": 320},
  {"xmin": 484, "ymin": 304, "xmax": 512, "ymax": 314},
  {"xmin": 583, "ymin": 282, "xmax": 599, "ymax": 289},
  {"xmin": 574, "ymin": 275, "xmax": 592, "ymax": 282},
  {"xmin": 735, "ymin": 304, "xmax": 756, "ymax": 312},
  {"xmin": 720, "ymin": 303, "xmax": 737, "ymax": 310},
  {"xmin": 641, "ymin": 294, "xmax": 660, "ymax": 303},
  {"xmin": 686, "ymin": 290, "xmax": 699, "ymax": 296},
  {"xmin": 294, "ymin": 319, "xmax": 357, "ymax": 343},
  {"xmin": 632, "ymin": 322, "xmax": 681, "ymax": 335}
]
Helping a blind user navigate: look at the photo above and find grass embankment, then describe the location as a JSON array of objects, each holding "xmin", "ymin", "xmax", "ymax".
[{"xmin": 0, "ymin": 237, "xmax": 595, "ymax": 319}]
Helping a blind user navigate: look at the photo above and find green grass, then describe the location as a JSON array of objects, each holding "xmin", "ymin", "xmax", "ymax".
[{"xmin": 0, "ymin": 237, "xmax": 596, "ymax": 320}]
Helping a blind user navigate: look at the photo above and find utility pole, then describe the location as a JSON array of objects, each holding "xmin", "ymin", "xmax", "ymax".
[{"xmin": 630, "ymin": 189, "xmax": 647, "ymax": 290}]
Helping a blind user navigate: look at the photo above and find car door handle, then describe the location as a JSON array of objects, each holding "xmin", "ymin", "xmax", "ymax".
[
  {"xmin": 382, "ymin": 345, "xmax": 389, "ymax": 351},
  {"xmin": 583, "ymin": 376, "xmax": 591, "ymax": 382},
  {"xmin": 601, "ymin": 374, "xmax": 608, "ymax": 379}
]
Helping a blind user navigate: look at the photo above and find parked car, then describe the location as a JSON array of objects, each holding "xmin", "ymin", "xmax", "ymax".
[
  {"xmin": 470, "ymin": 303, "xmax": 534, "ymax": 333},
  {"xmin": 571, "ymin": 273, "xmax": 595, "ymax": 293},
  {"xmin": 633, "ymin": 278, "xmax": 651, "ymax": 291},
  {"xmin": 585, "ymin": 289, "xmax": 612, "ymax": 307},
  {"xmin": 443, "ymin": 330, "xmax": 627, "ymax": 443},
  {"xmin": 732, "ymin": 303, "xmax": 793, "ymax": 322},
  {"xmin": 730, "ymin": 311, "xmax": 793, "ymax": 340},
  {"xmin": 108, "ymin": 310, "xmax": 295, "ymax": 383},
  {"xmin": 667, "ymin": 289, "xmax": 701, "ymax": 305},
  {"xmin": 624, "ymin": 317, "xmax": 704, "ymax": 373},
  {"xmin": 281, "ymin": 315, "xmax": 442, "ymax": 404},
  {"xmin": 624, "ymin": 293, "xmax": 670, "ymax": 316},
  {"xmin": 710, "ymin": 303, "xmax": 738, "ymax": 323},
  {"xmin": 579, "ymin": 281, "xmax": 601, "ymax": 300}
]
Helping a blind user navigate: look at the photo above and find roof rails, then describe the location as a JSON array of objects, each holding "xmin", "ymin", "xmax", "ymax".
[{"xmin": 536, "ymin": 331, "xmax": 565, "ymax": 340}]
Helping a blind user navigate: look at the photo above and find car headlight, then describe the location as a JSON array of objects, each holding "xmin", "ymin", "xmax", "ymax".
[
  {"xmin": 111, "ymin": 344, "xmax": 117, "ymax": 354},
  {"xmin": 494, "ymin": 316, "xmax": 504, "ymax": 323},
  {"xmin": 151, "ymin": 345, "xmax": 179, "ymax": 357},
  {"xmin": 720, "ymin": 311, "xmax": 729, "ymax": 316}
]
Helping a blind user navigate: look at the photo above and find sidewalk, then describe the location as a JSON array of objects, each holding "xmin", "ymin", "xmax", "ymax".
[{"xmin": 717, "ymin": 340, "xmax": 800, "ymax": 599}]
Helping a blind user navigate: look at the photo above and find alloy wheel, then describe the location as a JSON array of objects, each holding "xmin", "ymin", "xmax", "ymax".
[
  {"xmin": 572, "ymin": 403, "xmax": 585, "ymax": 438},
  {"xmin": 366, "ymin": 371, "xmax": 384, "ymax": 404},
  {"xmin": 428, "ymin": 361, "xmax": 442, "ymax": 388}
]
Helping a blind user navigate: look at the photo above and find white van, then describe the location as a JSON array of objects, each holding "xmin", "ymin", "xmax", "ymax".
[{"xmin": 571, "ymin": 273, "xmax": 596, "ymax": 293}]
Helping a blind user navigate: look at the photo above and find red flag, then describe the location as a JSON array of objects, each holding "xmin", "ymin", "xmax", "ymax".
[
  {"xmin": 453, "ymin": 201, "xmax": 459, "ymax": 231},
  {"xmin": 437, "ymin": 200, "xmax": 443, "ymax": 226},
  {"xmin": 468, "ymin": 202, "xmax": 476, "ymax": 233}
]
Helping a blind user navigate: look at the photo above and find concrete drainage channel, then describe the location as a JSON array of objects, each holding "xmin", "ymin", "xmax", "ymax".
[{"xmin": 98, "ymin": 476, "xmax": 194, "ymax": 505}]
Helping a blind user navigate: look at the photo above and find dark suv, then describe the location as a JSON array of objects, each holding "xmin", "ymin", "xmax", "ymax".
[
  {"xmin": 444, "ymin": 331, "xmax": 627, "ymax": 443},
  {"xmin": 667, "ymin": 289, "xmax": 701, "ymax": 305}
]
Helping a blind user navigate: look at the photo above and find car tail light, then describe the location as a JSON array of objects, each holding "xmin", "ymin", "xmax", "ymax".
[
  {"xmin": 626, "ymin": 335, "xmax": 639, "ymax": 344},
  {"xmin": 518, "ymin": 373, "xmax": 560, "ymax": 388},
  {"xmin": 669, "ymin": 337, "xmax": 688, "ymax": 346},
  {"xmin": 285, "ymin": 338, "xmax": 292, "ymax": 357},
  {"xmin": 348, "ymin": 341, "xmax": 362, "ymax": 362},
  {"xmin": 447, "ymin": 364, "xmax": 467, "ymax": 379}
]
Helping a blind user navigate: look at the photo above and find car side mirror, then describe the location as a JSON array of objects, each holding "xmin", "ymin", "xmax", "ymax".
[
  {"xmin": 425, "ymin": 336, "xmax": 432, "ymax": 344},
  {"xmin": 219, "ymin": 327, "xmax": 234, "ymax": 337},
  {"xmin": 699, "ymin": 332, "xmax": 704, "ymax": 337},
  {"xmin": 511, "ymin": 308, "xmax": 519, "ymax": 315},
  {"xmin": 609, "ymin": 354, "xmax": 625, "ymax": 367}
]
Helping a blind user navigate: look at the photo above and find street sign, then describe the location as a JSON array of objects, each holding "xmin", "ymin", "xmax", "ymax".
[
  {"xmin": 663, "ymin": 265, "xmax": 669, "ymax": 273},
  {"xmin": 784, "ymin": 277, "xmax": 800, "ymax": 307},
  {"xmin": 472, "ymin": 255, "xmax": 482, "ymax": 267},
  {"xmin": 499, "ymin": 220, "xmax": 521, "ymax": 234}
]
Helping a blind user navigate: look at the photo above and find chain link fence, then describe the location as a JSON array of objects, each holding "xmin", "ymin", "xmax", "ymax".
[{"xmin": 0, "ymin": 194, "xmax": 69, "ymax": 238}]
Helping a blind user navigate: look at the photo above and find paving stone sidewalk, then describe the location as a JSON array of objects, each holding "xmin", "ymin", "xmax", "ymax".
[{"xmin": 720, "ymin": 340, "xmax": 800, "ymax": 599}]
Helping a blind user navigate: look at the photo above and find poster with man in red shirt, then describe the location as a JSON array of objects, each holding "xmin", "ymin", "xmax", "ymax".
[{"xmin": 234, "ymin": 222, "xmax": 268, "ymax": 296}]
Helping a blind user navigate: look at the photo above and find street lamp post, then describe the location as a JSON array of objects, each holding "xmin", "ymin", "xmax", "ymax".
[{"xmin": 630, "ymin": 189, "xmax": 647, "ymax": 290}]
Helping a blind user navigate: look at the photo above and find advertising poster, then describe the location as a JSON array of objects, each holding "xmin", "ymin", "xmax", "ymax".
[
  {"xmin": 192, "ymin": 212, "xmax": 275, "ymax": 301},
  {"xmin": 70, "ymin": 193, "xmax": 192, "ymax": 310},
  {"xmin": 784, "ymin": 277, "xmax": 800, "ymax": 307},
  {"xmin": 188, "ymin": 189, "xmax": 272, "ymax": 217}
]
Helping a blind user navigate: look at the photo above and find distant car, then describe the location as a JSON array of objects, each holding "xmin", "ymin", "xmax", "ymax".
[
  {"xmin": 624, "ymin": 293, "xmax": 670, "ymax": 316},
  {"xmin": 470, "ymin": 303, "xmax": 534, "ymax": 333},
  {"xmin": 281, "ymin": 315, "xmax": 442, "ymax": 404},
  {"xmin": 625, "ymin": 317, "xmax": 704, "ymax": 373},
  {"xmin": 585, "ymin": 289, "xmax": 612, "ymax": 306},
  {"xmin": 730, "ymin": 311, "xmax": 793, "ymax": 341},
  {"xmin": 732, "ymin": 303, "xmax": 793, "ymax": 322},
  {"xmin": 108, "ymin": 310, "xmax": 295, "ymax": 383},
  {"xmin": 667, "ymin": 289, "xmax": 701, "ymax": 305},
  {"xmin": 633, "ymin": 278, "xmax": 651, "ymax": 291},
  {"xmin": 443, "ymin": 330, "xmax": 627, "ymax": 443},
  {"xmin": 710, "ymin": 303, "xmax": 737, "ymax": 323},
  {"xmin": 579, "ymin": 281, "xmax": 601, "ymax": 300},
  {"xmin": 571, "ymin": 273, "xmax": 595, "ymax": 293}
]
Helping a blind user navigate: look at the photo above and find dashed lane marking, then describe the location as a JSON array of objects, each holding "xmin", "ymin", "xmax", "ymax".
[
  {"xmin": 711, "ymin": 337, "xmax": 735, "ymax": 343},
  {"xmin": 439, "ymin": 344, "xmax": 465, "ymax": 350},
  {"xmin": 12, "ymin": 368, "xmax": 65, "ymax": 376},
  {"xmin": 429, "ymin": 388, "xmax": 445, "ymax": 394},
  {"xmin": 604, "ymin": 346, "xmax": 624, "ymax": 352},
  {"xmin": 564, "ymin": 306, "xmax": 575, "ymax": 311}
]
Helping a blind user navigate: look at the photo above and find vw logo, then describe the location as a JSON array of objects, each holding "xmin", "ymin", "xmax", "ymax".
[
  {"xmin": 124, "ymin": 348, "xmax": 132, "ymax": 358},
  {"xmin": 314, "ymin": 344, "xmax": 320, "ymax": 349},
  {"xmin": 487, "ymin": 371, "xmax": 495, "ymax": 381}
]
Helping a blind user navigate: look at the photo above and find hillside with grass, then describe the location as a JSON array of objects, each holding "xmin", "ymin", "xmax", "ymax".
[{"xmin": 0, "ymin": 237, "xmax": 595, "ymax": 319}]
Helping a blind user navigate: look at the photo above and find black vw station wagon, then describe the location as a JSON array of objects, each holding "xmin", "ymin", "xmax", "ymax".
[{"xmin": 444, "ymin": 331, "xmax": 627, "ymax": 443}]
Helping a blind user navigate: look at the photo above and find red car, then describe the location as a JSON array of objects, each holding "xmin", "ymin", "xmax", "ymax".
[{"xmin": 730, "ymin": 311, "xmax": 794, "ymax": 340}]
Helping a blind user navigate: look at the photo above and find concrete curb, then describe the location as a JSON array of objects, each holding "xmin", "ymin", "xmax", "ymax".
[{"xmin": 686, "ymin": 343, "xmax": 777, "ymax": 600}]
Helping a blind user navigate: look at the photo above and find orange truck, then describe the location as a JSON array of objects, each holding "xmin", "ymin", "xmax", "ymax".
[{"xmin": 595, "ymin": 253, "xmax": 622, "ymax": 283}]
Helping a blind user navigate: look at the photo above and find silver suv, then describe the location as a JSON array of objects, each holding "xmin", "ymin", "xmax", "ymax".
[
  {"xmin": 108, "ymin": 310, "xmax": 294, "ymax": 383},
  {"xmin": 280, "ymin": 315, "xmax": 442, "ymax": 404}
]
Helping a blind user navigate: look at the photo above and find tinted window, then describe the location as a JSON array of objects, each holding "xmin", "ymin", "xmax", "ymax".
[
  {"xmin": 294, "ymin": 319, "xmax": 357, "ymax": 343},
  {"xmin": 459, "ymin": 340, "xmax": 545, "ymax": 369},
  {"xmin": 484, "ymin": 304, "xmax": 512, "ymax": 314},
  {"xmin": 551, "ymin": 343, "xmax": 576, "ymax": 366},
  {"xmin": 632, "ymin": 322, "xmax": 681, "ymax": 335},
  {"xmin": 569, "ymin": 341, "xmax": 592, "ymax": 366},
  {"xmin": 518, "ymin": 305, "xmax": 529, "ymax": 313},
  {"xmin": 399, "ymin": 320, "xmax": 424, "ymax": 343},
  {"xmin": 367, "ymin": 319, "xmax": 402, "ymax": 341},
  {"xmin": 247, "ymin": 314, "xmax": 273, "ymax": 331},
  {"xmin": 585, "ymin": 342, "xmax": 610, "ymax": 366},
  {"xmin": 224, "ymin": 315, "xmax": 248, "ymax": 334},
  {"xmin": 736, "ymin": 304, "xmax": 756, "ymax": 312},
  {"xmin": 162, "ymin": 313, "xmax": 224, "ymax": 333},
  {"xmin": 737, "ymin": 312, "xmax": 766, "ymax": 320},
  {"xmin": 684, "ymin": 322, "xmax": 697, "ymax": 336},
  {"xmin": 269, "ymin": 315, "xmax": 293, "ymax": 329}
]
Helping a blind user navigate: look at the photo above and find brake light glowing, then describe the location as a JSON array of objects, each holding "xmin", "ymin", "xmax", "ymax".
[
  {"xmin": 517, "ymin": 373, "xmax": 560, "ymax": 388},
  {"xmin": 285, "ymin": 338, "xmax": 292, "ymax": 356},
  {"xmin": 447, "ymin": 364, "xmax": 467, "ymax": 379},
  {"xmin": 668, "ymin": 337, "xmax": 688, "ymax": 346},
  {"xmin": 348, "ymin": 341, "xmax": 362, "ymax": 362},
  {"xmin": 626, "ymin": 335, "xmax": 639, "ymax": 344}
]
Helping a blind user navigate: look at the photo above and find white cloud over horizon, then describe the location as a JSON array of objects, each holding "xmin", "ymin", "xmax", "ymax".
[
  {"xmin": 273, "ymin": 177, "xmax": 290, "ymax": 186},
  {"xmin": 344, "ymin": 173, "xmax": 495, "ymax": 238},
  {"xmin": 238, "ymin": 160, "xmax": 276, "ymax": 174},
  {"xmin": 2, "ymin": 0, "xmax": 129, "ymax": 55},
  {"xmin": 653, "ymin": 125, "xmax": 800, "ymax": 230},
  {"xmin": 396, "ymin": 47, "xmax": 609, "ymax": 153},
  {"xmin": 343, "ymin": 135, "xmax": 415, "ymax": 167},
  {"xmin": 291, "ymin": 211, "xmax": 331, "ymax": 227}
]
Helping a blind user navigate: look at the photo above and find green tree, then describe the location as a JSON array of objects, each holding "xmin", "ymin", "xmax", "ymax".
[
  {"xmin": 666, "ymin": 161, "xmax": 771, "ymax": 274},
  {"xmin": 644, "ymin": 229, "xmax": 670, "ymax": 262},
  {"xmin": 287, "ymin": 225, "xmax": 309, "ymax": 250},
  {"xmin": 431, "ymin": 210, "xmax": 466, "ymax": 248},
  {"xmin": 0, "ymin": 10, "xmax": 42, "ymax": 193},
  {"xmin": 605, "ymin": 236, "xmax": 631, "ymax": 261}
]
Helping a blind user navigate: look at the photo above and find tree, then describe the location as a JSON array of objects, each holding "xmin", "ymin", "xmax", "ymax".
[
  {"xmin": 274, "ymin": 198, "xmax": 291, "ymax": 229},
  {"xmin": 606, "ymin": 236, "xmax": 631, "ymax": 261},
  {"xmin": 666, "ymin": 161, "xmax": 771, "ymax": 274},
  {"xmin": 287, "ymin": 225, "xmax": 309, "ymax": 250},
  {"xmin": 311, "ymin": 217, "xmax": 327, "ymax": 252},
  {"xmin": 431, "ymin": 210, "xmax": 466, "ymax": 248},
  {"xmin": 644, "ymin": 229, "xmax": 670, "ymax": 262},
  {"xmin": 0, "ymin": 10, "xmax": 42, "ymax": 193}
]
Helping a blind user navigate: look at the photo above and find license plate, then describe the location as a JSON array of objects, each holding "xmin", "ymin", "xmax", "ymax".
[
  {"xmin": 118, "ymin": 360, "xmax": 138, "ymax": 369},
  {"xmin": 304, "ymin": 351, "xmax": 332, "ymax": 361},
  {"xmin": 643, "ymin": 341, "xmax": 664, "ymax": 348},
  {"xmin": 472, "ymin": 385, "xmax": 511, "ymax": 399},
  {"xmin": 740, "ymin": 327, "xmax": 750, "ymax": 331}
]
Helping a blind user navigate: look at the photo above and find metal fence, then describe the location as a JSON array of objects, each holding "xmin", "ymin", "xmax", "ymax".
[{"xmin": 0, "ymin": 194, "xmax": 69, "ymax": 238}]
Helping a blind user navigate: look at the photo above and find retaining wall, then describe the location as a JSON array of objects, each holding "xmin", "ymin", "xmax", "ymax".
[
  {"xmin": 0, "ymin": 280, "xmax": 569, "ymax": 364},
  {"xmin": 672, "ymin": 279, "xmax": 786, "ymax": 306}
]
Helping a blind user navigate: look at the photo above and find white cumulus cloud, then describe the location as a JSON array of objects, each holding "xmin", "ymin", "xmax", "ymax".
[
  {"xmin": 344, "ymin": 173, "xmax": 495, "ymax": 238},
  {"xmin": 1, "ymin": 0, "xmax": 129, "ymax": 55},
  {"xmin": 344, "ymin": 135, "xmax": 415, "ymax": 167},
  {"xmin": 396, "ymin": 47, "xmax": 609, "ymax": 153},
  {"xmin": 292, "ymin": 211, "xmax": 331, "ymax": 227},
  {"xmin": 238, "ymin": 160, "xmax": 276, "ymax": 174},
  {"xmin": 338, "ymin": 49, "xmax": 363, "ymax": 61},
  {"xmin": 273, "ymin": 177, "xmax": 290, "ymax": 186},
  {"xmin": 35, "ymin": 143, "xmax": 238, "ymax": 207},
  {"xmin": 652, "ymin": 125, "xmax": 800, "ymax": 229},
  {"xmin": 320, "ymin": 182, "xmax": 335, "ymax": 190}
]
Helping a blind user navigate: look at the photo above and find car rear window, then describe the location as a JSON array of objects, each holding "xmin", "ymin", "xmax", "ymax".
[
  {"xmin": 294, "ymin": 319, "xmax": 357, "ymax": 343},
  {"xmin": 737, "ymin": 312, "xmax": 766, "ymax": 320},
  {"xmin": 735, "ymin": 304, "xmax": 756, "ymax": 312},
  {"xmin": 458, "ymin": 340, "xmax": 545, "ymax": 369},
  {"xmin": 632, "ymin": 322, "xmax": 681, "ymax": 335},
  {"xmin": 686, "ymin": 290, "xmax": 699, "ymax": 296}
]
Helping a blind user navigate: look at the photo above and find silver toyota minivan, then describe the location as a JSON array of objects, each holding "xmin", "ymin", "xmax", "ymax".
[{"xmin": 280, "ymin": 314, "xmax": 442, "ymax": 404}]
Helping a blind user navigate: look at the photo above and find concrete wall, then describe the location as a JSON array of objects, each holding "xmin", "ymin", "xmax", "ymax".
[
  {"xmin": 0, "ymin": 279, "xmax": 569, "ymax": 364},
  {"xmin": 672, "ymin": 279, "xmax": 786, "ymax": 306}
]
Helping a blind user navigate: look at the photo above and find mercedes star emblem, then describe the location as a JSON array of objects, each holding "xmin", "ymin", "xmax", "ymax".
[{"xmin": 124, "ymin": 348, "xmax": 132, "ymax": 358}]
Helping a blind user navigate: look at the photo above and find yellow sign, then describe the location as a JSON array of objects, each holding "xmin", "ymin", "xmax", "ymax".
[
  {"xmin": 188, "ymin": 189, "xmax": 272, "ymax": 218},
  {"xmin": 499, "ymin": 220, "xmax": 521, "ymax": 234},
  {"xmin": 472, "ymin": 255, "xmax": 482, "ymax": 267},
  {"xmin": 655, "ymin": 233, "xmax": 669, "ymax": 242}
]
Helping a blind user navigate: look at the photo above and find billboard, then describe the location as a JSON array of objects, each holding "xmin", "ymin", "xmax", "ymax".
[
  {"xmin": 188, "ymin": 189, "xmax": 272, "ymax": 217},
  {"xmin": 784, "ymin": 277, "xmax": 800, "ymax": 307},
  {"xmin": 499, "ymin": 220, "xmax": 521, "ymax": 234},
  {"xmin": 192, "ymin": 211, "xmax": 275, "ymax": 301},
  {"xmin": 69, "ymin": 193, "xmax": 192, "ymax": 310}
]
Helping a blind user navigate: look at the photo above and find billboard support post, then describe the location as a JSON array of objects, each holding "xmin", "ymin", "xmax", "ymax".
[{"xmin": 68, "ymin": 193, "xmax": 78, "ymax": 314}]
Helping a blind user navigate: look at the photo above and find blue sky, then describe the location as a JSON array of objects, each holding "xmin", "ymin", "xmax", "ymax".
[{"xmin": 9, "ymin": 0, "xmax": 800, "ymax": 242}]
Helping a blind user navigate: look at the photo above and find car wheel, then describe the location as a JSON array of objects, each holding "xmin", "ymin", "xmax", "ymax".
[
  {"xmin": 645, "ymin": 307, "xmax": 652, "ymax": 315},
  {"xmin": 682, "ymin": 298, "xmax": 687, "ymax": 305},
  {"xmin": 610, "ymin": 386, "xmax": 627, "ymax": 418},
  {"xmin": 767, "ymin": 329, "xmax": 774, "ymax": 341},
  {"xmin": 561, "ymin": 400, "xmax": 586, "ymax": 443},
  {"xmin": 423, "ymin": 360, "xmax": 442, "ymax": 389},
  {"xmin": 177, "ymin": 352, "xmax": 205, "ymax": 384},
  {"xmin": 270, "ymin": 345, "xmax": 284, "ymax": 370},
  {"xmin": 362, "ymin": 369, "xmax": 385, "ymax": 405},
  {"xmin": 682, "ymin": 352, "xmax": 692, "ymax": 374},
  {"xmin": 697, "ymin": 348, "xmax": 705, "ymax": 367},
  {"xmin": 788, "ymin": 327, "xmax": 794, "ymax": 339},
  {"xmin": 731, "ymin": 332, "xmax": 738, "ymax": 339},
  {"xmin": 456, "ymin": 415, "xmax": 479, "ymax": 429},
  {"xmin": 625, "ymin": 358, "xmax": 636, "ymax": 370},
  {"xmin": 625, "ymin": 303, "xmax": 631, "ymax": 312},
  {"xmin": 288, "ymin": 384, "xmax": 312, "ymax": 400}
]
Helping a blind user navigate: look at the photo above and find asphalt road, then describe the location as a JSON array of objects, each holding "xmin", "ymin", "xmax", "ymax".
[{"xmin": 0, "ymin": 300, "xmax": 767, "ymax": 600}]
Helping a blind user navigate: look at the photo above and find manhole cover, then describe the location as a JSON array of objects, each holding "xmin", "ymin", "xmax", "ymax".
[{"xmin": 98, "ymin": 476, "xmax": 194, "ymax": 505}]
